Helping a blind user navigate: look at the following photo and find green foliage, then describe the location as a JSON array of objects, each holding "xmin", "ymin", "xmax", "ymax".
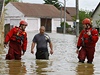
[
  {"xmin": 43, "ymin": 0, "xmax": 61, "ymax": 9},
  {"xmin": 5, "ymin": 0, "xmax": 19, "ymax": 5},
  {"xmin": 73, "ymin": 9, "xmax": 92, "ymax": 32},
  {"xmin": 60, "ymin": 22, "xmax": 70, "ymax": 28},
  {"xmin": 79, "ymin": 10, "xmax": 91, "ymax": 32}
]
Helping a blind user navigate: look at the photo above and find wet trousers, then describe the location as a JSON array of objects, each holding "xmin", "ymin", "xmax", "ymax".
[
  {"xmin": 6, "ymin": 41, "xmax": 22, "ymax": 60},
  {"xmin": 78, "ymin": 47, "xmax": 95, "ymax": 63},
  {"xmin": 36, "ymin": 48, "xmax": 49, "ymax": 60}
]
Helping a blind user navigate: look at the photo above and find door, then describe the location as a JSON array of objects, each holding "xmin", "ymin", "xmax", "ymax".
[{"xmin": 41, "ymin": 18, "xmax": 51, "ymax": 32}]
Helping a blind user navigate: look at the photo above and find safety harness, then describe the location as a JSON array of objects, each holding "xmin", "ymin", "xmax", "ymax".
[{"xmin": 11, "ymin": 27, "xmax": 25, "ymax": 44}]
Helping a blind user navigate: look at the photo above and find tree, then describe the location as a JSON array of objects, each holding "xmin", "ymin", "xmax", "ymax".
[
  {"xmin": 79, "ymin": 10, "xmax": 91, "ymax": 32},
  {"xmin": 73, "ymin": 9, "xmax": 91, "ymax": 32},
  {"xmin": 5, "ymin": 0, "xmax": 20, "ymax": 5},
  {"xmin": 43, "ymin": 0, "xmax": 61, "ymax": 9}
]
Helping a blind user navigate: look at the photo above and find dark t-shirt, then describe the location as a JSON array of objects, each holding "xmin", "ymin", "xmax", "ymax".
[{"xmin": 32, "ymin": 33, "xmax": 51, "ymax": 48}]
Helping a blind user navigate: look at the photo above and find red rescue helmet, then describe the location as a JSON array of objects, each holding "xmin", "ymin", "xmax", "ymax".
[
  {"xmin": 20, "ymin": 20, "xmax": 28, "ymax": 26},
  {"xmin": 82, "ymin": 18, "xmax": 91, "ymax": 25}
]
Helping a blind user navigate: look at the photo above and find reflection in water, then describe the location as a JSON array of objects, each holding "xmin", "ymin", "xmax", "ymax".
[
  {"xmin": 6, "ymin": 60, "xmax": 27, "ymax": 75},
  {"xmin": 0, "ymin": 60, "xmax": 8, "ymax": 74},
  {"xmin": 35, "ymin": 60, "xmax": 54, "ymax": 75},
  {"xmin": 76, "ymin": 63, "xmax": 94, "ymax": 75},
  {"xmin": 35, "ymin": 60, "xmax": 49, "ymax": 75}
]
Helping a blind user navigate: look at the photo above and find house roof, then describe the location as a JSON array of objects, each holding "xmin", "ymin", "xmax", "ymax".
[
  {"xmin": 66, "ymin": 7, "xmax": 76, "ymax": 17},
  {"xmin": 62, "ymin": 7, "xmax": 76, "ymax": 17},
  {"xmin": 10, "ymin": 2, "xmax": 72, "ymax": 21},
  {"xmin": 61, "ymin": 10, "xmax": 72, "ymax": 21},
  {"xmin": 91, "ymin": 2, "xmax": 100, "ymax": 17}
]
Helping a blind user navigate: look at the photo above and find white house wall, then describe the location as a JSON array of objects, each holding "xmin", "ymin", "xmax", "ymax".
[
  {"xmin": 67, "ymin": 21, "xmax": 74, "ymax": 28},
  {"xmin": 10, "ymin": 19, "xmax": 21, "ymax": 26},
  {"xmin": 5, "ymin": 17, "xmax": 40, "ymax": 32},
  {"xmin": 5, "ymin": 3, "xmax": 24, "ymax": 25},
  {"xmin": 5, "ymin": 3, "xmax": 24, "ymax": 18},
  {"xmin": 92, "ymin": 6, "xmax": 100, "ymax": 27},
  {"xmin": 26, "ymin": 17, "xmax": 40, "ymax": 32},
  {"xmin": 52, "ymin": 18, "xmax": 61, "ymax": 33}
]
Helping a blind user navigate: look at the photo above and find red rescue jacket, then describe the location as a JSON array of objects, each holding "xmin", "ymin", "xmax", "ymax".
[
  {"xmin": 4, "ymin": 26, "xmax": 27, "ymax": 51},
  {"xmin": 77, "ymin": 28, "xmax": 99, "ymax": 48}
]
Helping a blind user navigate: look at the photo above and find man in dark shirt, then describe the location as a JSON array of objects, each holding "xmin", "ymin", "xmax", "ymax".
[{"xmin": 31, "ymin": 26, "xmax": 53, "ymax": 59}]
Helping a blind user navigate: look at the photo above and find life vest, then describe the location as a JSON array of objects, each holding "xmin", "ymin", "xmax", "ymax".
[
  {"xmin": 82, "ymin": 28, "xmax": 96, "ymax": 45},
  {"xmin": 10, "ymin": 27, "xmax": 26, "ymax": 44}
]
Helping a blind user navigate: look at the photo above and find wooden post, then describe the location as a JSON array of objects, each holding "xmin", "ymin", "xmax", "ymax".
[{"xmin": 0, "ymin": 0, "xmax": 5, "ymax": 54}]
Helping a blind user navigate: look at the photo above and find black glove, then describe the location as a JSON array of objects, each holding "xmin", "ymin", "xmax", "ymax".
[
  {"xmin": 4, "ymin": 42, "xmax": 7, "ymax": 48},
  {"xmin": 22, "ymin": 50, "xmax": 26, "ymax": 55}
]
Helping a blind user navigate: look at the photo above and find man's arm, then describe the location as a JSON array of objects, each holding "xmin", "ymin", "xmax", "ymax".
[
  {"xmin": 49, "ymin": 42, "xmax": 53, "ymax": 55},
  {"xmin": 76, "ymin": 30, "xmax": 84, "ymax": 54},
  {"xmin": 4, "ymin": 28, "xmax": 15, "ymax": 48},
  {"xmin": 31, "ymin": 42, "xmax": 35, "ymax": 54}
]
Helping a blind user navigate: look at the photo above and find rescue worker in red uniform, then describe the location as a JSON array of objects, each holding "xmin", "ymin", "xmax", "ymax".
[
  {"xmin": 76, "ymin": 18, "xmax": 99, "ymax": 64},
  {"xmin": 4, "ymin": 20, "xmax": 28, "ymax": 60}
]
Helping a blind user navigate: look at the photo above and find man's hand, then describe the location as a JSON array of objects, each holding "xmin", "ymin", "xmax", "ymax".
[
  {"xmin": 76, "ymin": 49, "xmax": 79, "ymax": 54},
  {"xmin": 4, "ymin": 44, "xmax": 7, "ymax": 48},
  {"xmin": 21, "ymin": 50, "xmax": 26, "ymax": 55},
  {"xmin": 31, "ymin": 50, "xmax": 34, "ymax": 54},
  {"xmin": 50, "ymin": 50, "xmax": 53, "ymax": 55}
]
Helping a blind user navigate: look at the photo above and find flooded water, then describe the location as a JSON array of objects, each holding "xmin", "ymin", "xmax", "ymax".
[{"xmin": 1, "ymin": 32, "xmax": 100, "ymax": 75}]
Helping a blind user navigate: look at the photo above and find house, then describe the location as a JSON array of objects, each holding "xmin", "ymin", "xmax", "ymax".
[
  {"xmin": 62, "ymin": 7, "xmax": 76, "ymax": 27},
  {"xmin": 5, "ymin": 2, "xmax": 73, "ymax": 32},
  {"xmin": 91, "ymin": 2, "xmax": 100, "ymax": 28},
  {"xmin": 62, "ymin": 7, "xmax": 76, "ymax": 19}
]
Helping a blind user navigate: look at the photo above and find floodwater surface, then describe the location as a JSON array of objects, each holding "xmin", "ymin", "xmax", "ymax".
[{"xmin": 0, "ymin": 32, "xmax": 100, "ymax": 75}]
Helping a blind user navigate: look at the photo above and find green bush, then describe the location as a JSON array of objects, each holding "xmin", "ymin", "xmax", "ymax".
[{"xmin": 60, "ymin": 22, "xmax": 70, "ymax": 28}]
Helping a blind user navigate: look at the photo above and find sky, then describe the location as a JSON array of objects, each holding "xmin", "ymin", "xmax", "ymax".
[{"xmin": 21, "ymin": 0, "xmax": 100, "ymax": 11}]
